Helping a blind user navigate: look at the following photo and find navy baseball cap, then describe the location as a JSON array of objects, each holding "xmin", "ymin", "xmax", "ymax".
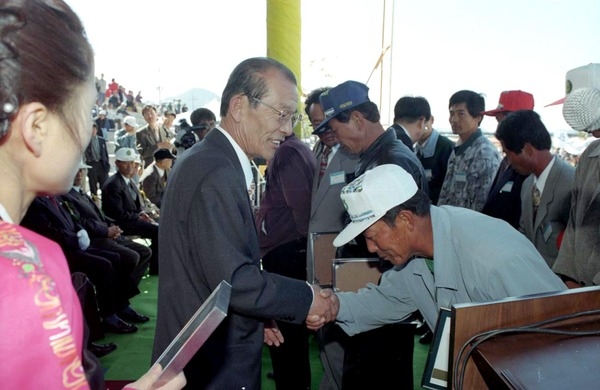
[{"xmin": 313, "ymin": 80, "xmax": 371, "ymax": 135}]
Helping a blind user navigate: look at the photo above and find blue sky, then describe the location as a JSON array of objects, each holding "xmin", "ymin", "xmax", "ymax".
[{"xmin": 67, "ymin": 0, "xmax": 599, "ymax": 133}]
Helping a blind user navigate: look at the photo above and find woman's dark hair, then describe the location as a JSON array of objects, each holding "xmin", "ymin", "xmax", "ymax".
[{"xmin": 0, "ymin": 0, "xmax": 94, "ymax": 141}]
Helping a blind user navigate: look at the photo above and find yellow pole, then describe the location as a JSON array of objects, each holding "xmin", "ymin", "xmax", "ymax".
[{"xmin": 267, "ymin": 0, "xmax": 302, "ymax": 137}]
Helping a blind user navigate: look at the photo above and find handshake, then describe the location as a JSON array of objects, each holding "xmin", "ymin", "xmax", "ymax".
[
  {"xmin": 306, "ymin": 285, "xmax": 340, "ymax": 330},
  {"xmin": 264, "ymin": 285, "xmax": 340, "ymax": 347}
]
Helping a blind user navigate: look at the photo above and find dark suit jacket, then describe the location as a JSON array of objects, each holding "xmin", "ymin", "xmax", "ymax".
[
  {"xmin": 389, "ymin": 123, "xmax": 414, "ymax": 151},
  {"xmin": 481, "ymin": 157, "xmax": 528, "ymax": 229},
  {"xmin": 62, "ymin": 188, "xmax": 114, "ymax": 238},
  {"xmin": 520, "ymin": 156, "xmax": 574, "ymax": 267},
  {"xmin": 101, "ymin": 173, "xmax": 143, "ymax": 230},
  {"xmin": 141, "ymin": 166, "xmax": 165, "ymax": 208},
  {"xmin": 136, "ymin": 125, "xmax": 172, "ymax": 167},
  {"xmin": 152, "ymin": 129, "xmax": 313, "ymax": 389},
  {"xmin": 84, "ymin": 135, "xmax": 110, "ymax": 172},
  {"xmin": 22, "ymin": 196, "xmax": 81, "ymax": 252}
]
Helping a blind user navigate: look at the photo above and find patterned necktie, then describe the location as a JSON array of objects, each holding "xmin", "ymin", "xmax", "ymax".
[
  {"xmin": 318, "ymin": 146, "xmax": 332, "ymax": 184},
  {"xmin": 532, "ymin": 184, "xmax": 541, "ymax": 221}
]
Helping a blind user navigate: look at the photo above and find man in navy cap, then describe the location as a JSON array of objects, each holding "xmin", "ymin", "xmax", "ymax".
[{"xmin": 314, "ymin": 80, "xmax": 428, "ymax": 389}]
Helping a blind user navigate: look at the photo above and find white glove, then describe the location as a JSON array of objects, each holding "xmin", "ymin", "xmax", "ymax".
[{"xmin": 77, "ymin": 229, "xmax": 90, "ymax": 250}]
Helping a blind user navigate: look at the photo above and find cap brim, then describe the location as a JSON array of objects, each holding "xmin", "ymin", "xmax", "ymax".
[
  {"xmin": 333, "ymin": 218, "xmax": 379, "ymax": 247},
  {"xmin": 312, "ymin": 116, "xmax": 334, "ymax": 135},
  {"xmin": 481, "ymin": 109, "xmax": 507, "ymax": 116},
  {"xmin": 544, "ymin": 97, "xmax": 566, "ymax": 107}
]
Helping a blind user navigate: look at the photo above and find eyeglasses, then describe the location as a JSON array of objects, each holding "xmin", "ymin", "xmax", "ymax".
[{"xmin": 250, "ymin": 96, "xmax": 302, "ymax": 128}]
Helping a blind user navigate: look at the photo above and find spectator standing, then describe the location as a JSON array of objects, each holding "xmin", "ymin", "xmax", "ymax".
[
  {"xmin": 84, "ymin": 122, "xmax": 110, "ymax": 196},
  {"xmin": 136, "ymin": 105, "xmax": 174, "ymax": 167},
  {"xmin": 393, "ymin": 96, "xmax": 453, "ymax": 204},
  {"xmin": 314, "ymin": 80, "xmax": 428, "ymax": 389},
  {"xmin": 553, "ymin": 83, "xmax": 600, "ymax": 287},
  {"xmin": 438, "ymin": 90, "xmax": 500, "ymax": 211},
  {"xmin": 255, "ymin": 133, "xmax": 317, "ymax": 390},
  {"xmin": 115, "ymin": 115, "xmax": 139, "ymax": 151},
  {"xmin": 306, "ymin": 87, "xmax": 359, "ymax": 390},
  {"xmin": 481, "ymin": 90, "xmax": 534, "ymax": 229},
  {"xmin": 495, "ymin": 110, "xmax": 574, "ymax": 267}
]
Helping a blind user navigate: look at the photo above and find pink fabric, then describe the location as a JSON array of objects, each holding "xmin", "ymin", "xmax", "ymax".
[{"xmin": 0, "ymin": 221, "xmax": 89, "ymax": 389}]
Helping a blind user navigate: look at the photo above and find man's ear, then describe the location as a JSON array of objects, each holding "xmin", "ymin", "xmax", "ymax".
[
  {"xmin": 397, "ymin": 210, "xmax": 415, "ymax": 231},
  {"xmin": 229, "ymin": 94, "xmax": 245, "ymax": 123},
  {"xmin": 14, "ymin": 102, "xmax": 49, "ymax": 157}
]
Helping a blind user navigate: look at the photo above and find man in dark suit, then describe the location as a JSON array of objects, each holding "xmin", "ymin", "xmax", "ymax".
[
  {"xmin": 84, "ymin": 123, "xmax": 110, "ymax": 196},
  {"xmin": 63, "ymin": 163, "xmax": 151, "ymax": 292},
  {"xmin": 495, "ymin": 110, "xmax": 574, "ymax": 267},
  {"xmin": 101, "ymin": 147, "xmax": 159, "ymax": 275},
  {"xmin": 136, "ymin": 105, "xmax": 174, "ymax": 168},
  {"xmin": 481, "ymin": 90, "xmax": 535, "ymax": 229},
  {"xmin": 21, "ymin": 195, "xmax": 139, "ymax": 334},
  {"xmin": 393, "ymin": 96, "xmax": 453, "ymax": 204},
  {"xmin": 388, "ymin": 97, "xmax": 416, "ymax": 151},
  {"xmin": 140, "ymin": 148, "xmax": 176, "ymax": 208},
  {"xmin": 152, "ymin": 57, "xmax": 337, "ymax": 389}
]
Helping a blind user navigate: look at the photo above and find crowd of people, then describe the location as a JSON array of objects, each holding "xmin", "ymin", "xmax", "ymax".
[{"xmin": 2, "ymin": 1, "xmax": 600, "ymax": 390}]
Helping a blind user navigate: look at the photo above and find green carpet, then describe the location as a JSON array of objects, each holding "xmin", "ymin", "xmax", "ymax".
[{"xmin": 100, "ymin": 275, "xmax": 429, "ymax": 389}]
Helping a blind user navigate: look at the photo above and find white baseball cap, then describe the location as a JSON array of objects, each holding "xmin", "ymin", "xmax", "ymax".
[
  {"xmin": 562, "ymin": 87, "xmax": 600, "ymax": 133},
  {"xmin": 115, "ymin": 147, "xmax": 138, "ymax": 162},
  {"xmin": 333, "ymin": 164, "xmax": 418, "ymax": 247},
  {"xmin": 123, "ymin": 116, "xmax": 139, "ymax": 128}
]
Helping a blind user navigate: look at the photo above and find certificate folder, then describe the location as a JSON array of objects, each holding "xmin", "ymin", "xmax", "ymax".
[{"xmin": 151, "ymin": 280, "xmax": 231, "ymax": 389}]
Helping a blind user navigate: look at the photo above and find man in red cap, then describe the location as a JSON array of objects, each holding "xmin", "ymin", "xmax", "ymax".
[{"xmin": 481, "ymin": 90, "xmax": 534, "ymax": 229}]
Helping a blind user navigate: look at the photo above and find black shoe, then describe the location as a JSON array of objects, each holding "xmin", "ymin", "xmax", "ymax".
[
  {"xmin": 88, "ymin": 342, "xmax": 117, "ymax": 358},
  {"xmin": 103, "ymin": 317, "xmax": 138, "ymax": 334},
  {"xmin": 118, "ymin": 308, "xmax": 150, "ymax": 323},
  {"xmin": 419, "ymin": 329, "xmax": 433, "ymax": 344},
  {"xmin": 266, "ymin": 371, "xmax": 275, "ymax": 380}
]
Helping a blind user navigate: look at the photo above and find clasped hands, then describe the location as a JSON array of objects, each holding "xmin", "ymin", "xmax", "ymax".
[{"xmin": 264, "ymin": 285, "xmax": 339, "ymax": 346}]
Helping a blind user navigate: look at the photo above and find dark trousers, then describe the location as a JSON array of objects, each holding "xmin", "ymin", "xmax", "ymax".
[
  {"xmin": 262, "ymin": 238, "xmax": 311, "ymax": 390},
  {"xmin": 120, "ymin": 219, "xmax": 159, "ymax": 275},
  {"xmin": 342, "ymin": 323, "xmax": 415, "ymax": 389},
  {"xmin": 87, "ymin": 161, "xmax": 109, "ymax": 196}
]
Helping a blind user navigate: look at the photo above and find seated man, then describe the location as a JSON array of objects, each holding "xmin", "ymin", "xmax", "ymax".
[
  {"xmin": 22, "ymin": 196, "xmax": 145, "ymax": 334},
  {"xmin": 102, "ymin": 148, "xmax": 160, "ymax": 275},
  {"xmin": 308, "ymin": 165, "xmax": 567, "ymax": 343},
  {"xmin": 140, "ymin": 148, "xmax": 176, "ymax": 208},
  {"xmin": 62, "ymin": 162, "xmax": 151, "ymax": 292}
]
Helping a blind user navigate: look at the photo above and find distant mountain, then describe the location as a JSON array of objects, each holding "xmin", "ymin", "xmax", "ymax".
[{"xmin": 164, "ymin": 88, "xmax": 220, "ymax": 111}]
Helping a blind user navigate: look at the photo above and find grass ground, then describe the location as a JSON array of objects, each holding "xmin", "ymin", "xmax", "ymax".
[{"xmin": 100, "ymin": 275, "xmax": 430, "ymax": 389}]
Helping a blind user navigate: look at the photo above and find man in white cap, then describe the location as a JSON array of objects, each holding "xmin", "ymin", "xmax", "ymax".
[
  {"xmin": 553, "ymin": 86, "xmax": 600, "ymax": 287},
  {"xmin": 307, "ymin": 164, "xmax": 565, "ymax": 339},
  {"xmin": 101, "ymin": 147, "xmax": 160, "ymax": 275},
  {"xmin": 115, "ymin": 115, "xmax": 139, "ymax": 151}
]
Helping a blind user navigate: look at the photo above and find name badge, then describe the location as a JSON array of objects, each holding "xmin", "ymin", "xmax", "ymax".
[
  {"xmin": 455, "ymin": 172, "xmax": 467, "ymax": 183},
  {"xmin": 424, "ymin": 169, "xmax": 432, "ymax": 180},
  {"xmin": 330, "ymin": 171, "xmax": 346, "ymax": 185},
  {"xmin": 542, "ymin": 222, "xmax": 552, "ymax": 242},
  {"xmin": 500, "ymin": 181, "xmax": 514, "ymax": 193}
]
